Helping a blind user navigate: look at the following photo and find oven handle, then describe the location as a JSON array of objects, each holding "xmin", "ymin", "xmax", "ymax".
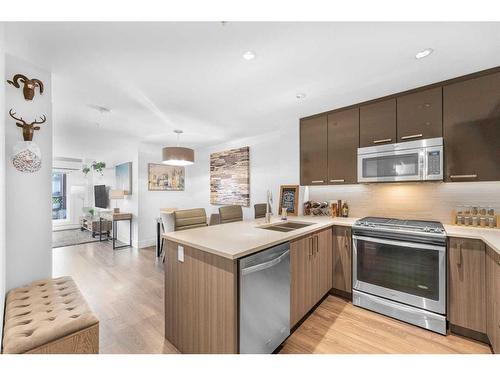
[{"xmin": 352, "ymin": 235, "xmax": 446, "ymax": 252}]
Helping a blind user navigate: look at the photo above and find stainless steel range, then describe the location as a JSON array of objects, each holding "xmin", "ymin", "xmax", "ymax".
[{"xmin": 352, "ymin": 217, "xmax": 447, "ymax": 334}]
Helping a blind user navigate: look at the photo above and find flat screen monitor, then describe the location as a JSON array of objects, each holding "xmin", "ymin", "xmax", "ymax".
[{"xmin": 94, "ymin": 185, "xmax": 108, "ymax": 208}]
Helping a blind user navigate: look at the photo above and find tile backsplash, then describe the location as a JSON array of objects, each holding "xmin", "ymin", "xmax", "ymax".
[{"xmin": 308, "ymin": 181, "xmax": 500, "ymax": 224}]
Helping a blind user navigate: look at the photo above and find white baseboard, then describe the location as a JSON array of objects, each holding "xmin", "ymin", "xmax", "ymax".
[
  {"xmin": 138, "ymin": 238, "xmax": 156, "ymax": 249},
  {"xmin": 52, "ymin": 224, "xmax": 80, "ymax": 231},
  {"xmin": 116, "ymin": 235, "xmax": 139, "ymax": 249}
]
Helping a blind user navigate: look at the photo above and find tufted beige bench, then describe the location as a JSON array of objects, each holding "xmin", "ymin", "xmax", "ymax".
[{"xmin": 2, "ymin": 276, "xmax": 99, "ymax": 354}]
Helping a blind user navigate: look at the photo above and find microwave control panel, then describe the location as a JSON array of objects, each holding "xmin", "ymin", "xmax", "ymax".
[{"xmin": 427, "ymin": 150, "xmax": 441, "ymax": 175}]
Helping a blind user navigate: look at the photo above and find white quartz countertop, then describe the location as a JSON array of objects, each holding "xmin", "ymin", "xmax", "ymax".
[
  {"xmin": 163, "ymin": 215, "xmax": 358, "ymax": 260},
  {"xmin": 162, "ymin": 215, "xmax": 500, "ymax": 259},
  {"xmin": 444, "ymin": 224, "xmax": 500, "ymax": 255}
]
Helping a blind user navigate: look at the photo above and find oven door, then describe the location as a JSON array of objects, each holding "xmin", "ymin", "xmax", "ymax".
[
  {"xmin": 357, "ymin": 148, "xmax": 424, "ymax": 183},
  {"xmin": 352, "ymin": 235, "xmax": 445, "ymax": 314}
]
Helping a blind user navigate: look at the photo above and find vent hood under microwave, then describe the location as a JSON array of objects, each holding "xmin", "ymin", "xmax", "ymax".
[{"xmin": 357, "ymin": 137, "xmax": 443, "ymax": 183}]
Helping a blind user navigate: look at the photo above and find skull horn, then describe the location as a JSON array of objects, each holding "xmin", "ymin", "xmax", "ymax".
[
  {"xmin": 7, "ymin": 73, "xmax": 44, "ymax": 100},
  {"xmin": 6, "ymin": 74, "xmax": 27, "ymax": 88}
]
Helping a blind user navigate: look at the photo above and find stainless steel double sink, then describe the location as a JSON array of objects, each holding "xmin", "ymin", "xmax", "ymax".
[{"xmin": 258, "ymin": 221, "xmax": 314, "ymax": 232}]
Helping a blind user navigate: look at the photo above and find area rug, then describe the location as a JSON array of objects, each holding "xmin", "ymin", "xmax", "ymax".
[{"xmin": 52, "ymin": 228, "xmax": 100, "ymax": 248}]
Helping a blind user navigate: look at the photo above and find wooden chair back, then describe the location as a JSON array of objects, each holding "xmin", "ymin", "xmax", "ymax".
[
  {"xmin": 218, "ymin": 205, "xmax": 243, "ymax": 224},
  {"xmin": 174, "ymin": 208, "xmax": 208, "ymax": 231}
]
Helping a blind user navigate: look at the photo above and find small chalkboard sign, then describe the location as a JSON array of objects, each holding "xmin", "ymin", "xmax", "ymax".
[{"xmin": 279, "ymin": 185, "xmax": 299, "ymax": 216}]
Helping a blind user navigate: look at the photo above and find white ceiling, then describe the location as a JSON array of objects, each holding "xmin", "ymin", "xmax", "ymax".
[{"xmin": 5, "ymin": 22, "xmax": 500, "ymax": 158}]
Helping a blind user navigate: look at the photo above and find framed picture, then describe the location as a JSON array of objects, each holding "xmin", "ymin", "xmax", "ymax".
[
  {"xmin": 279, "ymin": 185, "xmax": 299, "ymax": 216},
  {"xmin": 148, "ymin": 163, "xmax": 185, "ymax": 191},
  {"xmin": 210, "ymin": 146, "xmax": 250, "ymax": 206},
  {"xmin": 115, "ymin": 162, "xmax": 132, "ymax": 195}
]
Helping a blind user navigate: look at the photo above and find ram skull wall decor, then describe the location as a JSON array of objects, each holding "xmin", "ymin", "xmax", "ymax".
[
  {"xmin": 9, "ymin": 109, "xmax": 47, "ymax": 173},
  {"xmin": 7, "ymin": 74, "xmax": 44, "ymax": 100}
]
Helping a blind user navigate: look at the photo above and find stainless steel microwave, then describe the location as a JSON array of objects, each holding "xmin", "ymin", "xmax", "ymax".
[{"xmin": 357, "ymin": 137, "xmax": 443, "ymax": 183}]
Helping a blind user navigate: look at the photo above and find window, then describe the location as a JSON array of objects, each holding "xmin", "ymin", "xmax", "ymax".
[{"xmin": 52, "ymin": 171, "xmax": 67, "ymax": 220}]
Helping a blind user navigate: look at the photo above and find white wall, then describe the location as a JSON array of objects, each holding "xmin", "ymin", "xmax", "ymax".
[
  {"xmin": 0, "ymin": 23, "xmax": 6, "ymax": 344},
  {"xmin": 130, "ymin": 126, "xmax": 303, "ymax": 248},
  {"xmin": 134, "ymin": 143, "xmax": 214, "ymax": 247},
  {"xmin": 191, "ymin": 130, "xmax": 296, "ymax": 220},
  {"xmin": 136, "ymin": 145, "xmax": 196, "ymax": 247},
  {"xmin": 5, "ymin": 54, "xmax": 52, "ymax": 290}
]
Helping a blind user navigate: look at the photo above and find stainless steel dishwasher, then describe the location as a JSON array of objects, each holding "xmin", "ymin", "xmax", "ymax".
[{"xmin": 239, "ymin": 242, "xmax": 290, "ymax": 354}]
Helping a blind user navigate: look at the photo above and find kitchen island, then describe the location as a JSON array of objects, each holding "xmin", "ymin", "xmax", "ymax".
[{"xmin": 162, "ymin": 215, "xmax": 356, "ymax": 354}]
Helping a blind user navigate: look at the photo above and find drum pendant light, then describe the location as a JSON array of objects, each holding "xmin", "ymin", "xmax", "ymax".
[{"xmin": 162, "ymin": 130, "xmax": 195, "ymax": 166}]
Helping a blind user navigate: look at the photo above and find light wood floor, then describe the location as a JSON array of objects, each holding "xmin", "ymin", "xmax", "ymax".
[
  {"xmin": 280, "ymin": 296, "xmax": 492, "ymax": 354},
  {"xmin": 53, "ymin": 241, "xmax": 179, "ymax": 354},
  {"xmin": 53, "ymin": 242, "xmax": 492, "ymax": 354}
]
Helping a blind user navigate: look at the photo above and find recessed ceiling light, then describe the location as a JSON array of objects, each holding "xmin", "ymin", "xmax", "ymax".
[
  {"xmin": 242, "ymin": 51, "xmax": 256, "ymax": 60},
  {"xmin": 296, "ymin": 93, "xmax": 306, "ymax": 99},
  {"xmin": 415, "ymin": 48, "xmax": 434, "ymax": 59}
]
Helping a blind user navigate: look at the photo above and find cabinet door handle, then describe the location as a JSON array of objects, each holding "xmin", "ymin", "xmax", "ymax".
[
  {"xmin": 450, "ymin": 174, "xmax": 478, "ymax": 179},
  {"xmin": 457, "ymin": 244, "xmax": 462, "ymax": 267},
  {"xmin": 311, "ymin": 180, "xmax": 324, "ymax": 184},
  {"xmin": 373, "ymin": 138, "xmax": 392, "ymax": 144},
  {"xmin": 401, "ymin": 133, "xmax": 423, "ymax": 140},
  {"xmin": 309, "ymin": 237, "xmax": 313, "ymax": 257},
  {"xmin": 315, "ymin": 235, "xmax": 319, "ymax": 254},
  {"xmin": 330, "ymin": 179, "xmax": 345, "ymax": 183}
]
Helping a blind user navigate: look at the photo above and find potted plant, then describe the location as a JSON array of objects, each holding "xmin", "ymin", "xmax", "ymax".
[
  {"xmin": 92, "ymin": 161, "xmax": 106, "ymax": 176},
  {"xmin": 82, "ymin": 165, "xmax": 91, "ymax": 175}
]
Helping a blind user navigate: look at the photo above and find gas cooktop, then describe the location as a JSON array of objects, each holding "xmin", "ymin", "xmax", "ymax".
[{"xmin": 354, "ymin": 216, "xmax": 445, "ymax": 235}]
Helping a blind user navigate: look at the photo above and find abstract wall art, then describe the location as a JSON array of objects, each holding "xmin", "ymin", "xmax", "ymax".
[
  {"xmin": 210, "ymin": 146, "xmax": 250, "ymax": 206},
  {"xmin": 148, "ymin": 163, "xmax": 185, "ymax": 191}
]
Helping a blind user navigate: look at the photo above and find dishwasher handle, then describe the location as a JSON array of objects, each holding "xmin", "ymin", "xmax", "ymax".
[{"xmin": 241, "ymin": 249, "xmax": 290, "ymax": 276}]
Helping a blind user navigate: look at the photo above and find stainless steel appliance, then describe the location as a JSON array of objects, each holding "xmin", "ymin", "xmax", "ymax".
[
  {"xmin": 239, "ymin": 242, "xmax": 290, "ymax": 353},
  {"xmin": 357, "ymin": 137, "xmax": 443, "ymax": 183},
  {"xmin": 352, "ymin": 217, "xmax": 447, "ymax": 334}
]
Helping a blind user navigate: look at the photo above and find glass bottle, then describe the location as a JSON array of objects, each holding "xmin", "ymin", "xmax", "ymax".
[{"xmin": 456, "ymin": 205, "xmax": 463, "ymax": 226}]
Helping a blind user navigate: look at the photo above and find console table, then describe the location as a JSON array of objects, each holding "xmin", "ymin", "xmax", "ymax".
[
  {"xmin": 80, "ymin": 217, "xmax": 111, "ymax": 238},
  {"xmin": 100, "ymin": 212, "xmax": 133, "ymax": 250}
]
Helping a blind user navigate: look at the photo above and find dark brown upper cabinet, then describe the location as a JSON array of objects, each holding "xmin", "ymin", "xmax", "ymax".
[
  {"xmin": 300, "ymin": 116, "xmax": 328, "ymax": 185},
  {"xmin": 443, "ymin": 71, "xmax": 500, "ymax": 182},
  {"xmin": 327, "ymin": 108, "xmax": 359, "ymax": 184},
  {"xmin": 359, "ymin": 99, "xmax": 396, "ymax": 148},
  {"xmin": 397, "ymin": 87, "xmax": 443, "ymax": 142}
]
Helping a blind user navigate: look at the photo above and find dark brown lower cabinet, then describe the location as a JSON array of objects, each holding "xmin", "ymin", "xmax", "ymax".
[
  {"xmin": 486, "ymin": 246, "xmax": 500, "ymax": 354},
  {"xmin": 290, "ymin": 228, "xmax": 332, "ymax": 327},
  {"xmin": 332, "ymin": 226, "xmax": 352, "ymax": 296},
  {"xmin": 448, "ymin": 238, "xmax": 487, "ymax": 336}
]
